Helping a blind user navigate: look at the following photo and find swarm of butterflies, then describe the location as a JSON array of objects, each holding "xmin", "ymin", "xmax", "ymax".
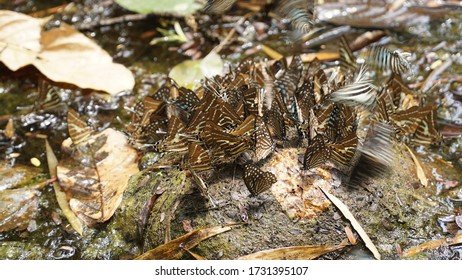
[{"xmin": 126, "ymin": 36, "xmax": 441, "ymax": 197}]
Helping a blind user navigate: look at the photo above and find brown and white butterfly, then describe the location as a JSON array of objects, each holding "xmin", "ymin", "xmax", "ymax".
[
  {"xmin": 67, "ymin": 108, "xmax": 94, "ymax": 145},
  {"xmin": 243, "ymin": 163, "xmax": 277, "ymax": 196}
]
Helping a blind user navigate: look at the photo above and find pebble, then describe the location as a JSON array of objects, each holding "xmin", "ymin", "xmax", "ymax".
[{"xmin": 30, "ymin": 157, "xmax": 41, "ymax": 167}]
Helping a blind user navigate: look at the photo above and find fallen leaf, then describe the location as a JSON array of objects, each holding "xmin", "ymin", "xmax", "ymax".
[
  {"xmin": 185, "ymin": 248, "xmax": 207, "ymax": 260},
  {"xmin": 169, "ymin": 51, "xmax": 224, "ymax": 89},
  {"xmin": 115, "ymin": 0, "xmax": 204, "ymax": 16},
  {"xmin": 345, "ymin": 225, "xmax": 357, "ymax": 245},
  {"xmin": 0, "ymin": 10, "xmax": 46, "ymax": 71},
  {"xmin": 260, "ymin": 44, "xmax": 283, "ymax": 60},
  {"xmin": 135, "ymin": 223, "xmax": 240, "ymax": 260},
  {"xmin": 35, "ymin": 23, "xmax": 134, "ymax": 94},
  {"xmin": 0, "ymin": 11, "xmax": 134, "ymax": 94},
  {"xmin": 0, "ymin": 162, "xmax": 41, "ymax": 192},
  {"xmin": 404, "ymin": 144, "xmax": 428, "ymax": 187},
  {"xmin": 57, "ymin": 128, "xmax": 139, "ymax": 226},
  {"xmin": 45, "ymin": 139, "xmax": 84, "ymax": 235},
  {"xmin": 0, "ymin": 187, "xmax": 40, "ymax": 232},
  {"xmin": 238, "ymin": 240, "xmax": 349, "ymax": 260},
  {"xmin": 319, "ymin": 186, "xmax": 381, "ymax": 260},
  {"xmin": 402, "ymin": 234, "xmax": 462, "ymax": 257}
]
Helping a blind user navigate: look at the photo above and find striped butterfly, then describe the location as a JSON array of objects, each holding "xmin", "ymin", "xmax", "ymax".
[
  {"xmin": 67, "ymin": 108, "xmax": 94, "ymax": 145},
  {"xmin": 243, "ymin": 163, "xmax": 277, "ymax": 196}
]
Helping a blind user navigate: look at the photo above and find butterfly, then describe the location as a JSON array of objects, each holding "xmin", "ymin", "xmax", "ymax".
[
  {"xmin": 304, "ymin": 132, "xmax": 358, "ymax": 170},
  {"xmin": 276, "ymin": 0, "xmax": 315, "ymax": 33},
  {"xmin": 338, "ymin": 36, "xmax": 357, "ymax": 74},
  {"xmin": 367, "ymin": 45, "xmax": 411, "ymax": 75},
  {"xmin": 329, "ymin": 132, "xmax": 359, "ymax": 167},
  {"xmin": 187, "ymin": 142, "xmax": 213, "ymax": 172},
  {"xmin": 303, "ymin": 134, "xmax": 331, "ymax": 170},
  {"xmin": 254, "ymin": 116, "xmax": 274, "ymax": 162},
  {"xmin": 67, "ymin": 108, "xmax": 94, "ymax": 145},
  {"xmin": 36, "ymin": 81, "xmax": 65, "ymax": 113},
  {"xmin": 264, "ymin": 104, "xmax": 286, "ymax": 140},
  {"xmin": 411, "ymin": 108, "xmax": 442, "ymax": 145},
  {"xmin": 330, "ymin": 66, "xmax": 376, "ymax": 110},
  {"xmin": 201, "ymin": 120, "xmax": 251, "ymax": 160},
  {"xmin": 154, "ymin": 116, "xmax": 189, "ymax": 153},
  {"xmin": 187, "ymin": 91, "xmax": 242, "ymax": 134},
  {"xmin": 389, "ymin": 106, "xmax": 433, "ymax": 137},
  {"xmin": 243, "ymin": 163, "xmax": 277, "ymax": 196},
  {"xmin": 326, "ymin": 104, "xmax": 357, "ymax": 142}
]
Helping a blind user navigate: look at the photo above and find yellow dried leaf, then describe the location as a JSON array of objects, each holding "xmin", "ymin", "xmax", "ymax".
[
  {"xmin": 405, "ymin": 144, "xmax": 428, "ymax": 187},
  {"xmin": 319, "ymin": 186, "xmax": 381, "ymax": 260},
  {"xmin": 45, "ymin": 139, "xmax": 84, "ymax": 235},
  {"xmin": 402, "ymin": 234, "xmax": 462, "ymax": 258},
  {"xmin": 238, "ymin": 240, "xmax": 349, "ymax": 260},
  {"xmin": 260, "ymin": 44, "xmax": 283, "ymax": 60},
  {"xmin": 185, "ymin": 249, "xmax": 207, "ymax": 260},
  {"xmin": 135, "ymin": 223, "xmax": 240, "ymax": 260}
]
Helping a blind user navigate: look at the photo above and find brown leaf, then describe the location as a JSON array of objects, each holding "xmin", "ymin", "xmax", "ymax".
[
  {"xmin": 238, "ymin": 240, "xmax": 349, "ymax": 260},
  {"xmin": 319, "ymin": 186, "xmax": 381, "ymax": 260},
  {"xmin": 0, "ymin": 11, "xmax": 134, "ymax": 94},
  {"xmin": 45, "ymin": 139, "xmax": 83, "ymax": 235},
  {"xmin": 35, "ymin": 23, "xmax": 134, "ymax": 94},
  {"xmin": 57, "ymin": 128, "xmax": 139, "ymax": 226},
  {"xmin": 0, "ymin": 10, "xmax": 46, "ymax": 71},
  {"xmin": 402, "ymin": 234, "xmax": 462, "ymax": 257},
  {"xmin": 135, "ymin": 223, "xmax": 240, "ymax": 260},
  {"xmin": 185, "ymin": 248, "xmax": 207, "ymax": 260},
  {"xmin": 0, "ymin": 187, "xmax": 40, "ymax": 232},
  {"xmin": 0, "ymin": 162, "xmax": 41, "ymax": 192}
]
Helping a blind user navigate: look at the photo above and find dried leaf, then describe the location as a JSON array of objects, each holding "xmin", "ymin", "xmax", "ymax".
[
  {"xmin": 0, "ymin": 11, "xmax": 134, "ymax": 94},
  {"xmin": 402, "ymin": 234, "xmax": 462, "ymax": 257},
  {"xmin": 0, "ymin": 10, "xmax": 46, "ymax": 71},
  {"xmin": 319, "ymin": 186, "xmax": 381, "ymax": 260},
  {"xmin": 344, "ymin": 225, "xmax": 357, "ymax": 245},
  {"xmin": 185, "ymin": 249, "xmax": 207, "ymax": 260},
  {"xmin": 135, "ymin": 223, "xmax": 240, "ymax": 260},
  {"xmin": 404, "ymin": 144, "xmax": 428, "ymax": 187},
  {"xmin": 260, "ymin": 44, "xmax": 283, "ymax": 60},
  {"xmin": 4, "ymin": 119, "xmax": 15, "ymax": 139},
  {"xmin": 57, "ymin": 128, "xmax": 139, "ymax": 226},
  {"xmin": 35, "ymin": 23, "xmax": 134, "ymax": 94},
  {"xmin": 45, "ymin": 139, "xmax": 83, "ymax": 235},
  {"xmin": 238, "ymin": 240, "xmax": 348, "ymax": 260},
  {"xmin": 0, "ymin": 162, "xmax": 40, "ymax": 192},
  {"xmin": 0, "ymin": 187, "xmax": 40, "ymax": 232}
]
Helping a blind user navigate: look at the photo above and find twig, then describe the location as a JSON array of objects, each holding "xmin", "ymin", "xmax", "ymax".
[
  {"xmin": 420, "ymin": 58, "xmax": 454, "ymax": 92},
  {"xmin": 76, "ymin": 13, "xmax": 150, "ymax": 30}
]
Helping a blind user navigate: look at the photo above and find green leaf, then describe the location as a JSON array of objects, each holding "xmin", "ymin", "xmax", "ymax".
[
  {"xmin": 169, "ymin": 51, "xmax": 224, "ymax": 89},
  {"xmin": 114, "ymin": 0, "xmax": 204, "ymax": 16}
]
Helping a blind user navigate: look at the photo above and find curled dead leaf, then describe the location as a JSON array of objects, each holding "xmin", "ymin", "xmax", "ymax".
[
  {"xmin": 45, "ymin": 139, "xmax": 83, "ymax": 235},
  {"xmin": 404, "ymin": 144, "xmax": 428, "ymax": 187},
  {"xmin": 135, "ymin": 223, "xmax": 240, "ymax": 260}
]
